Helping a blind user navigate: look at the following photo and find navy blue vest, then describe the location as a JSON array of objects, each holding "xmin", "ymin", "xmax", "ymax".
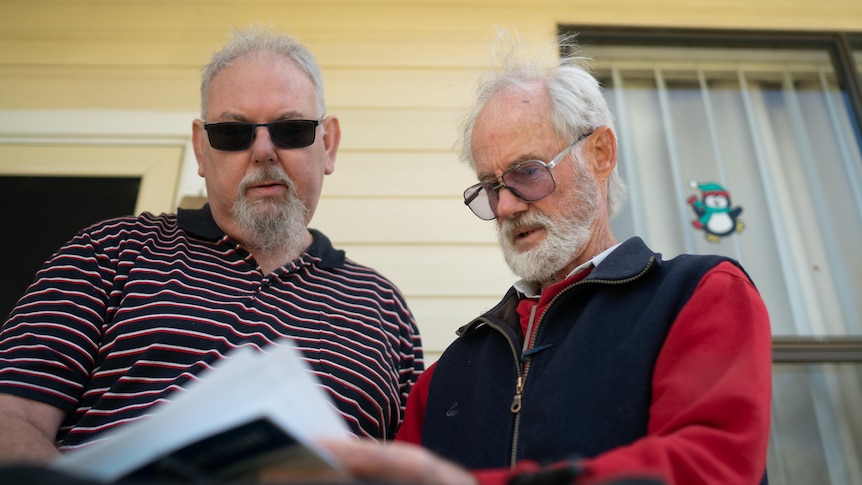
[{"xmin": 422, "ymin": 238, "xmax": 737, "ymax": 469}]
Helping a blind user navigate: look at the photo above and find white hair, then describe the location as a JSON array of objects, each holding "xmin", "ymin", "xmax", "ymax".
[{"xmin": 458, "ymin": 30, "xmax": 627, "ymax": 217}]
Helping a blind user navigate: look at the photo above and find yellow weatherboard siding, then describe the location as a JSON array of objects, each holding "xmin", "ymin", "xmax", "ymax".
[
  {"xmin": 3, "ymin": 1, "xmax": 861, "ymax": 110},
  {"xmin": 1, "ymin": 0, "xmax": 861, "ymax": 359}
]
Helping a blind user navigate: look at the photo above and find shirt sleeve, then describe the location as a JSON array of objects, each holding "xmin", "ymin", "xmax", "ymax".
[{"xmin": 577, "ymin": 261, "xmax": 772, "ymax": 484}]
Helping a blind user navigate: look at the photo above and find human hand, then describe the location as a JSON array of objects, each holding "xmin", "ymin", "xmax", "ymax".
[{"xmin": 319, "ymin": 439, "xmax": 477, "ymax": 485}]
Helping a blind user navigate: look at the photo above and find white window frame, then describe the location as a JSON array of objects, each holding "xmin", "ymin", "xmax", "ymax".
[{"xmin": 0, "ymin": 109, "xmax": 203, "ymax": 213}]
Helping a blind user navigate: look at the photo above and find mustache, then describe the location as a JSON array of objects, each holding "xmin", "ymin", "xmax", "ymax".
[
  {"xmin": 238, "ymin": 165, "xmax": 292, "ymax": 192},
  {"xmin": 499, "ymin": 211, "xmax": 552, "ymax": 237}
]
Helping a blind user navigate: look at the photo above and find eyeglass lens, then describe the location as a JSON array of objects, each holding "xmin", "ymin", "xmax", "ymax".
[
  {"xmin": 464, "ymin": 161, "xmax": 556, "ymax": 220},
  {"xmin": 204, "ymin": 120, "xmax": 320, "ymax": 151}
]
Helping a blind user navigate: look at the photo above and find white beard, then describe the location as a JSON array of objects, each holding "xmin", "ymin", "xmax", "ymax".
[{"xmin": 497, "ymin": 161, "xmax": 600, "ymax": 284}]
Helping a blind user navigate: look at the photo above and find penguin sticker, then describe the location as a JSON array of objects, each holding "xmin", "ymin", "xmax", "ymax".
[{"xmin": 686, "ymin": 180, "xmax": 745, "ymax": 242}]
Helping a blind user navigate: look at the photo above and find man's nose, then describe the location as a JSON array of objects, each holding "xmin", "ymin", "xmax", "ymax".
[
  {"xmin": 493, "ymin": 187, "xmax": 529, "ymax": 220},
  {"xmin": 251, "ymin": 126, "xmax": 278, "ymax": 162}
]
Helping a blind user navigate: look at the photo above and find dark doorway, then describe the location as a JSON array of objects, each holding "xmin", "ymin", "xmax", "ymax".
[{"xmin": 0, "ymin": 176, "xmax": 140, "ymax": 321}]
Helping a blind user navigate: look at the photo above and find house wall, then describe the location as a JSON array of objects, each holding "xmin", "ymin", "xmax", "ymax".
[{"xmin": 1, "ymin": 0, "xmax": 861, "ymax": 359}]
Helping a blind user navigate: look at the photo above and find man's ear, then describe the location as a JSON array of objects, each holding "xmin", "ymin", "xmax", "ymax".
[
  {"xmin": 589, "ymin": 126, "xmax": 617, "ymax": 182},
  {"xmin": 321, "ymin": 116, "xmax": 341, "ymax": 175},
  {"xmin": 191, "ymin": 119, "xmax": 207, "ymax": 177}
]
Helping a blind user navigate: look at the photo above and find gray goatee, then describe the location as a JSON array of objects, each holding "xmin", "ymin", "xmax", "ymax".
[{"xmin": 230, "ymin": 165, "xmax": 308, "ymax": 255}]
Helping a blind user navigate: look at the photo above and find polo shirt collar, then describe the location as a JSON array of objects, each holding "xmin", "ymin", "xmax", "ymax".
[{"xmin": 177, "ymin": 204, "xmax": 345, "ymax": 269}]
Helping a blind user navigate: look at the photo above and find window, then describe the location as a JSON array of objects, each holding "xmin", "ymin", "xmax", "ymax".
[
  {"xmin": 0, "ymin": 175, "xmax": 140, "ymax": 320},
  {"xmin": 0, "ymin": 110, "xmax": 193, "ymax": 321},
  {"xmin": 560, "ymin": 27, "xmax": 862, "ymax": 484},
  {"xmin": 772, "ymin": 340, "xmax": 862, "ymax": 484}
]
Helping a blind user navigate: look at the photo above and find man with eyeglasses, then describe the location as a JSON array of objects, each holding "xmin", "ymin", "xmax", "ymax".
[
  {"xmin": 321, "ymin": 36, "xmax": 772, "ymax": 485},
  {"xmin": 0, "ymin": 25, "xmax": 423, "ymax": 466}
]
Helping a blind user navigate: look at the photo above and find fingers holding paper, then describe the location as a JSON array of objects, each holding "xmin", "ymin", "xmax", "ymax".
[{"xmin": 318, "ymin": 439, "xmax": 477, "ymax": 485}]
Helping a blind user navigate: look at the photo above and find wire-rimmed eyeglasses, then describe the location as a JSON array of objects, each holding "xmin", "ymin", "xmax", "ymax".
[{"xmin": 462, "ymin": 131, "xmax": 593, "ymax": 220}]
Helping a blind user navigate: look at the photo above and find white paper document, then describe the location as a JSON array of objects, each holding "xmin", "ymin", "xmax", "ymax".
[{"xmin": 51, "ymin": 340, "xmax": 351, "ymax": 483}]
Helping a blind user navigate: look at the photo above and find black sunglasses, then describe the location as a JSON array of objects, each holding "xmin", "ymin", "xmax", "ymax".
[{"xmin": 203, "ymin": 119, "xmax": 321, "ymax": 151}]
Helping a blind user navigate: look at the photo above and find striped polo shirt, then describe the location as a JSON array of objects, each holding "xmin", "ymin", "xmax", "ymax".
[{"xmin": 0, "ymin": 206, "xmax": 424, "ymax": 448}]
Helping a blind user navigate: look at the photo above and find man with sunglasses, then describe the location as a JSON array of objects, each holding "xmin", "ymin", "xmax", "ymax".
[
  {"xmin": 0, "ymin": 25, "xmax": 423, "ymax": 466},
  {"xmin": 322, "ymin": 37, "xmax": 772, "ymax": 485}
]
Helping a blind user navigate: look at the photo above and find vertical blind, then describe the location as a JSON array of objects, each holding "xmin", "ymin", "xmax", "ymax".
[{"xmin": 581, "ymin": 43, "xmax": 862, "ymax": 485}]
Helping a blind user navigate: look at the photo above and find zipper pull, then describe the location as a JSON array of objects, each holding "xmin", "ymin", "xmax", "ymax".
[{"xmin": 511, "ymin": 376, "xmax": 523, "ymax": 413}]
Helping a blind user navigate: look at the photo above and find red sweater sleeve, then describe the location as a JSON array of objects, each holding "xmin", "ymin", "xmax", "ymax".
[
  {"xmin": 396, "ymin": 361, "xmax": 435, "ymax": 444},
  {"xmin": 578, "ymin": 261, "xmax": 772, "ymax": 484},
  {"xmin": 397, "ymin": 362, "xmax": 519, "ymax": 485}
]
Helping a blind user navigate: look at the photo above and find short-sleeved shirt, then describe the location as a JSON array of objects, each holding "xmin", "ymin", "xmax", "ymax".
[{"xmin": 0, "ymin": 205, "xmax": 423, "ymax": 448}]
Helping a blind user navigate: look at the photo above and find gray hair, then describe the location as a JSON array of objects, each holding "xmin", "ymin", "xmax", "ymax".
[
  {"xmin": 200, "ymin": 25, "xmax": 326, "ymax": 120},
  {"xmin": 458, "ymin": 32, "xmax": 627, "ymax": 218}
]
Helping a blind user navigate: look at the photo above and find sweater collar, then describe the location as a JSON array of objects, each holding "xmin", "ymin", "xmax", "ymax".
[
  {"xmin": 461, "ymin": 237, "xmax": 659, "ymax": 338},
  {"xmin": 586, "ymin": 236, "xmax": 658, "ymax": 281},
  {"xmin": 513, "ymin": 242, "xmax": 622, "ymax": 298}
]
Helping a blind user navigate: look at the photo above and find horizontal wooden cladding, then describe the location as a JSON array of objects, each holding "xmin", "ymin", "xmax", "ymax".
[
  {"xmin": 0, "ymin": 3, "xmax": 533, "ymax": 72},
  {"xmin": 408, "ymin": 296, "xmax": 503, "ymax": 350},
  {"xmin": 0, "ymin": 34, "xmax": 494, "ymax": 71},
  {"xmin": 312, "ymin": 198, "xmax": 497, "ymax": 244},
  {"xmin": 5, "ymin": 0, "xmax": 859, "ymax": 37},
  {"xmin": 772, "ymin": 336, "xmax": 862, "ymax": 362},
  {"xmin": 0, "ymin": 38, "xmax": 212, "ymax": 67},
  {"xmin": 2, "ymin": 2, "xmax": 862, "ymax": 62},
  {"xmin": 0, "ymin": 65, "xmax": 476, "ymax": 111},
  {"xmin": 325, "ymin": 69, "xmax": 476, "ymax": 109},
  {"xmin": 0, "ymin": 65, "xmax": 201, "ymax": 111},
  {"xmin": 333, "ymin": 243, "xmax": 515, "ymax": 298},
  {"xmin": 0, "ymin": 3, "xmax": 551, "ymax": 61},
  {"xmin": 323, "ymin": 151, "xmax": 476, "ymax": 197},
  {"xmin": 335, "ymin": 109, "xmax": 463, "ymax": 151}
]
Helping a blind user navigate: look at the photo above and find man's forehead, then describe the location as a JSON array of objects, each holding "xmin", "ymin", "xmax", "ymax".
[
  {"xmin": 480, "ymin": 86, "xmax": 541, "ymax": 115},
  {"xmin": 474, "ymin": 86, "xmax": 551, "ymax": 135},
  {"xmin": 205, "ymin": 57, "xmax": 317, "ymax": 119},
  {"xmin": 471, "ymin": 93, "xmax": 556, "ymax": 170}
]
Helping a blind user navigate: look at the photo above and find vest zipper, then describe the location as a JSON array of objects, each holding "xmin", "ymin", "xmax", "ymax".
[
  {"xmin": 503, "ymin": 255, "xmax": 656, "ymax": 467},
  {"xmin": 476, "ymin": 317, "xmax": 525, "ymax": 468},
  {"xmin": 510, "ymin": 375, "xmax": 524, "ymax": 413},
  {"xmin": 509, "ymin": 375, "xmax": 525, "ymax": 467}
]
